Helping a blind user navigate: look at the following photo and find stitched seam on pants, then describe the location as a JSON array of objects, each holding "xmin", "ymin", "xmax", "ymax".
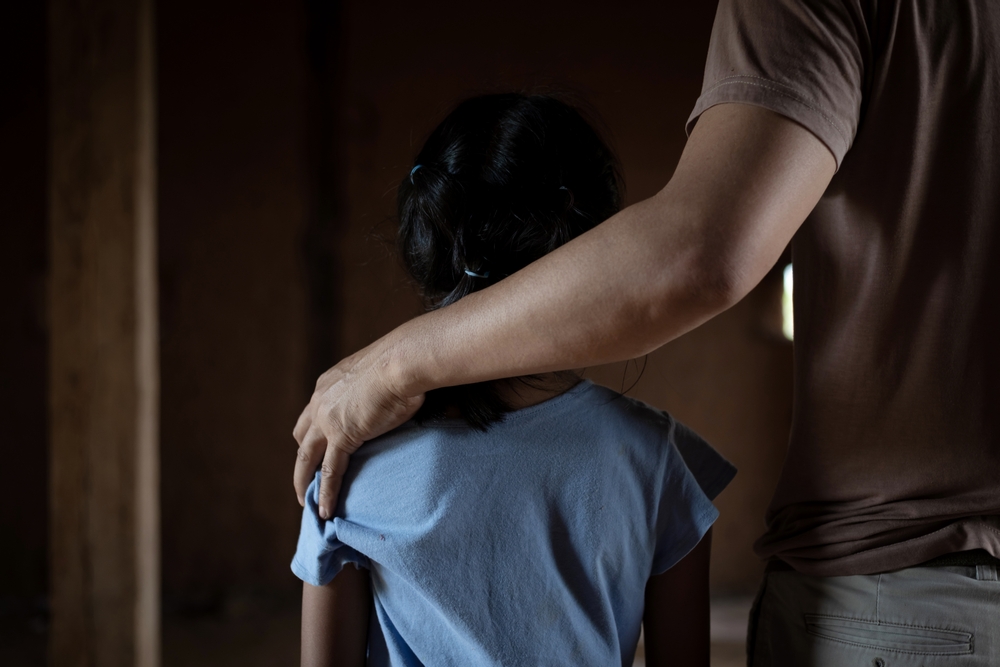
[
  {"xmin": 805, "ymin": 615, "xmax": 973, "ymax": 656},
  {"xmin": 805, "ymin": 614, "xmax": 974, "ymax": 636},
  {"xmin": 875, "ymin": 574, "xmax": 882, "ymax": 622},
  {"xmin": 805, "ymin": 632, "xmax": 973, "ymax": 656},
  {"xmin": 809, "ymin": 632, "xmax": 972, "ymax": 657}
]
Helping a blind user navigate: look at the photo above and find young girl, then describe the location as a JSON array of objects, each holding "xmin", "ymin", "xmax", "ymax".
[{"xmin": 292, "ymin": 94, "xmax": 735, "ymax": 667}]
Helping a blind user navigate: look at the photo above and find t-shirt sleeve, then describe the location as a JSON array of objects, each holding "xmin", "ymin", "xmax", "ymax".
[
  {"xmin": 291, "ymin": 472, "xmax": 369, "ymax": 587},
  {"xmin": 650, "ymin": 421, "xmax": 736, "ymax": 575},
  {"xmin": 686, "ymin": 0, "xmax": 868, "ymax": 167},
  {"xmin": 672, "ymin": 421, "xmax": 737, "ymax": 502}
]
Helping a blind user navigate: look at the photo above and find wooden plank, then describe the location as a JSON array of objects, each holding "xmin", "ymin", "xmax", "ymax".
[{"xmin": 49, "ymin": 0, "xmax": 159, "ymax": 665}]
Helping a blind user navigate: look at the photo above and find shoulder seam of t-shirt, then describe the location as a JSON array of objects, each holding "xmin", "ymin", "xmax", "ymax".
[{"xmin": 701, "ymin": 75, "xmax": 849, "ymax": 143}]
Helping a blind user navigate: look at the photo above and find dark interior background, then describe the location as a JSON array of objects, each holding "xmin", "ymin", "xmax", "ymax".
[
  {"xmin": 1, "ymin": 0, "xmax": 49, "ymax": 608},
  {"xmin": 1, "ymin": 0, "xmax": 791, "ymax": 662}
]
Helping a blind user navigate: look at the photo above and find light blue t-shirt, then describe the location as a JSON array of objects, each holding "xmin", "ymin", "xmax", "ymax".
[{"xmin": 292, "ymin": 380, "xmax": 735, "ymax": 666}]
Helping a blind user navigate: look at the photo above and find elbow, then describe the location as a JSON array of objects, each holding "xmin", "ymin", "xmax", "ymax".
[
  {"xmin": 637, "ymin": 243, "xmax": 755, "ymax": 347},
  {"xmin": 678, "ymin": 248, "xmax": 751, "ymax": 314},
  {"xmin": 627, "ymin": 195, "xmax": 780, "ymax": 350}
]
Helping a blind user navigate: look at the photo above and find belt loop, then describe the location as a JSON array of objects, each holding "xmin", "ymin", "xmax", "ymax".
[{"xmin": 975, "ymin": 564, "xmax": 998, "ymax": 581}]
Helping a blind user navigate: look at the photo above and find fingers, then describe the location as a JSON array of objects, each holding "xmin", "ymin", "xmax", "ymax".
[
  {"xmin": 295, "ymin": 340, "xmax": 427, "ymax": 519},
  {"xmin": 292, "ymin": 404, "xmax": 312, "ymax": 445},
  {"xmin": 293, "ymin": 364, "xmax": 346, "ymax": 445},
  {"xmin": 317, "ymin": 442, "xmax": 352, "ymax": 520},
  {"xmin": 314, "ymin": 391, "xmax": 425, "ymax": 519},
  {"xmin": 294, "ymin": 424, "xmax": 326, "ymax": 507}
]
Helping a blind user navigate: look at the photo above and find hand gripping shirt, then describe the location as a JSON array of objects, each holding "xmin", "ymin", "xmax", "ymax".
[{"xmin": 292, "ymin": 380, "xmax": 735, "ymax": 666}]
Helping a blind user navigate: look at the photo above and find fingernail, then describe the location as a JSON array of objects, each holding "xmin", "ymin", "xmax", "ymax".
[{"xmin": 319, "ymin": 506, "xmax": 329, "ymax": 520}]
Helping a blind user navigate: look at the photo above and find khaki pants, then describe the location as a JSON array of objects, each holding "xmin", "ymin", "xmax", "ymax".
[{"xmin": 748, "ymin": 564, "xmax": 1000, "ymax": 666}]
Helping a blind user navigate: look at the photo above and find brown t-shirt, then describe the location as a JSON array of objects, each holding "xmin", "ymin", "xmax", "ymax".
[{"xmin": 687, "ymin": 0, "xmax": 1000, "ymax": 576}]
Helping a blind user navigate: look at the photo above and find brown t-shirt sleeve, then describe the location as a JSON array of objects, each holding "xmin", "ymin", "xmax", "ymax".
[{"xmin": 687, "ymin": 0, "xmax": 869, "ymax": 167}]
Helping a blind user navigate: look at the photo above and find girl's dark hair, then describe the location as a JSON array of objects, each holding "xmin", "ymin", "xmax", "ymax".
[{"xmin": 398, "ymin": 93, "xmax": 623, "ymax": 429}]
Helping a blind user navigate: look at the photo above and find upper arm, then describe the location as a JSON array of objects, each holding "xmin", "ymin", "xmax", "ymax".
[
  {"xmin": 691, "ymin": 0, "xmax": 868, "ymax": 167},
  {"xmin": 643, "ymin": 528, "xmax": 712, "ymax": 667},
  {"xmin": 663, "ymin": 0, "xmax": 868, "ymax": 304},
  {"xmin": 657, "ymin": 102, "xmax": 836, "ymax": 308},
  {"xmin": 301, "ymin": 565, "xmax": 372, "ymax": 667}
]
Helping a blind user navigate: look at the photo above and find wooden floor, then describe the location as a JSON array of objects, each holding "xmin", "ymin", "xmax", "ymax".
[{"xmin": 0, "ymin": 596, "xmax": 752, "ymax": 666}]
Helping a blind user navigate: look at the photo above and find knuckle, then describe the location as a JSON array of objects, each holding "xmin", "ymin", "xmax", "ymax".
[
  {"xmin": 296, "ymin": 448, "xmax": 311, "ymax": 463},
  {"xmin": 325, "ymin": 412, "xmax": 358, "ymax": 447},
  {"xmin": 316, "ymin": 369, "xmax": 335, "ymax": 391},
  {"xmin": 342, "ymin": 429, "xmax": 362, "ymax": 448}
]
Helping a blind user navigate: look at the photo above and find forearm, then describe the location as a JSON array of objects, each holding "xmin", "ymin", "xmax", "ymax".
[
  {"xmin": 386, "ymin": 104, "xmax": 835, "ymax": 396},
  {"xmin": 290, "ymin": 104, "xmax": 835, "ymax": 516},
  {"xmin": 389, "ymin": 192, "xmax": 722, "ymax": 393}
]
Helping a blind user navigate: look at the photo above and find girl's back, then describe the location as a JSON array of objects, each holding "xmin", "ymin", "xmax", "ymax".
[
  {"xmin": 294, "ymin": 380, "xmax": 733, "ymax": 666},
  {"xmin": 293, "ymin": 93, "xmax": 734, "ymax": 665}
]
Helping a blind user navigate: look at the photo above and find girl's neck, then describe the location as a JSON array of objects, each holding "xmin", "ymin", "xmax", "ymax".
[{"xmin": 493, "ymin": 372, "xmax": 582, "ymax": 410}]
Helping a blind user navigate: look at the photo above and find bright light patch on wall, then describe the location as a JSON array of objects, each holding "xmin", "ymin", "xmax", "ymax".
[{"xmin": 782, "ymin": 263, "xmax": 794, "ymax": 341}]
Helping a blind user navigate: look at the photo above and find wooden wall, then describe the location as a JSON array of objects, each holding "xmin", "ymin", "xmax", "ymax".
[{"xmin": 2, "ymin": 8, "xmax": 792, "ymax": 651}]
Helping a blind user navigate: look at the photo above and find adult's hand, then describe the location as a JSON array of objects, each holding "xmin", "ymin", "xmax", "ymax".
[{"xmin": 292, "ymin": 338, "xmax": 425, "ymax": 518}]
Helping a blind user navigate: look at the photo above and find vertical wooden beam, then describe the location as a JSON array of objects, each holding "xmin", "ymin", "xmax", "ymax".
[
  {"xmin": 303, "ymin": 0, "xmax": 348, "ymax": 383},
  {"xmin": 49, "ymin": 0, "xmax": 159, "ymax": 665}
]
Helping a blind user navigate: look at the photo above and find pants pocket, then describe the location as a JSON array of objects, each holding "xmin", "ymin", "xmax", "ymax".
[{"xmin": 804, "ymin": 614, "xmax": 973, "ymax": 656}]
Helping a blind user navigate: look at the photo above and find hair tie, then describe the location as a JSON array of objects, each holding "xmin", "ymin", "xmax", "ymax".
[
  {"xmin": 464, "ymin": 268, "xmax": 490, "ymax": 279},
  {"xmin": 409, "ymin": 164, "xmax": 423, "ymax": 184}
]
